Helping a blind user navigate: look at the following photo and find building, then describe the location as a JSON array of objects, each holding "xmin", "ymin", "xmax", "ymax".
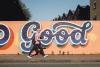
[
  {"xmin": 53, "ymin": 5, "xmax": 90, "ymax": 21},
  {"xmin": 90, "ymin": 0, "xmax": 100, "ymax": 20},
  {"xmin": 66, "ymin": 10, "xmax": 74, "ymax": 20},
  {"xmin": 73, "ymin": 5, "xmax": 90, "ymax": 20},
  {"xmin": 62, "ymin": 13, "xmax": 67, "ymax": 20}
]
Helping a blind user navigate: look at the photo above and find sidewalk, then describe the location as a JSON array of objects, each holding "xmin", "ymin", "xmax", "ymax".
[{"xmin": 0, "ymin": 54, "xmax": 100, "ymax": 63}]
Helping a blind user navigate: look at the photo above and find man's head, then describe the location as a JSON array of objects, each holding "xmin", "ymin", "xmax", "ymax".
[{"xmin": 37, "ymin": 29, "xmax": 41, "ymax": 32}]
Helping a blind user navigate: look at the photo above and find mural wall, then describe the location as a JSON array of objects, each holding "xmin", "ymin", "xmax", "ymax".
[{"xmin": 0, "ymin": 21, "xmax": 99, "ymax": 54}]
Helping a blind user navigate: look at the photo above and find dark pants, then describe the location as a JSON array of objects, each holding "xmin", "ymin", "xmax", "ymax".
[{"xmin": 29, "ymin": 43, "xmax": 45, "ymax": 57}]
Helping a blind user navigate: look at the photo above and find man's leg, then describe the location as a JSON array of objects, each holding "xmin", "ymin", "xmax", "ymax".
[
  {"xmin": 31, "ymin": 46, "xmax": 39, "ymax": 56},
  {"xmin": 27, "ymin": 47, "xmax": 34, "ymax": 59},
  {"xmin": 37, "ymin": 44, "xmax": 45, "ymax": 56},
  {"xmin": 27, "ymin": 45, "xmax": 37, "ymax": 58},
  {"xmin": 29, "ymin": 47, "xmax": 34, "ymax": 56},
  {"xmin": 38, "ymin": 44, "xmax": 48, "ymax": 58}
]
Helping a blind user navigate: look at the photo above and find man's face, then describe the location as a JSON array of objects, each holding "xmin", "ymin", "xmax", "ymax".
[{"xmin": 37, "ymin": 29, "xmax": 41, "ymax": 32}]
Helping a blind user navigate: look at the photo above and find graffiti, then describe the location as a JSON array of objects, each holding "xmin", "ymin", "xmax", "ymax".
[
  {"xmin": 0, "ymin": 24, "xmax": 10, "ymax": 47},
  {"xmin": 52, "ymin": 21, "xmax": 92, "ymax": 46},
  {"xmin": 0, "ymin": 24, "xmax": 14, "ymax": 50},
  {"xmin": 20, "ymin": 22, "xmax": 40, "ymax": 52},
  {"xmin": 20, "ymin": 21, "xmax": 92, "ymax": 52}
]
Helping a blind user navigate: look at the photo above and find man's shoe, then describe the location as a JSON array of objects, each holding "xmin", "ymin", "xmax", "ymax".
[
  {"xmin": 27, "ymin": 56, "xmax": 32, "ymax": 59},
  {"xmin": 43, "ymin": 55, "xmax": 48, "ymax": 58}
]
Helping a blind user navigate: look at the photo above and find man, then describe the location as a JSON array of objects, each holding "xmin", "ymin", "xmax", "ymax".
[{"xmin": 27, "ymin": 29, "xmax": 48, "ymax": 59}]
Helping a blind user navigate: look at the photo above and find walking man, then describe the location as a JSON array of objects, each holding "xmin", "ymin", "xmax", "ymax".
[{"xmin": 27, "ymin": 29, "xmax": 48, "ymax": 59}]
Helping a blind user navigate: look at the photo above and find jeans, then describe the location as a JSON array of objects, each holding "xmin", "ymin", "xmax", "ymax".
[{"xmin": 29, "ymin": 43, "xmax": 45, "ymax": 56}]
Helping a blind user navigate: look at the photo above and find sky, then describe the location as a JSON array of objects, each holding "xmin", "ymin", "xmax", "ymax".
[{"xmin": 21, "ymin": 0, "xmax": 90, "ymax": 21}]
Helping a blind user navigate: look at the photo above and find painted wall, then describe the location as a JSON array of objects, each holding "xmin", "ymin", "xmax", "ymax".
[{"xmin": 0, "ymin": 21, "xmax": 99, "ymax": 54}]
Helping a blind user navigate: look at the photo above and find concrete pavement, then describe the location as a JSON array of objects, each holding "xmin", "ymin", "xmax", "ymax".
[
  {"xmin": 1, "ymin": 62, "xmax": 100, "ymax": 67},
  {"xmin": 0, "ymin": 54, "xmax": 100, "ymax": 63}
]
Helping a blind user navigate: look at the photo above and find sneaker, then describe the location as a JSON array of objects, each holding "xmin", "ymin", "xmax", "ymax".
[
  {"xmin": 43, "ymin": 55, "xmax": 48, "ymax": 58},
  {"xmin": 27, "ymin": 56, "xmax": 32, "ymax": 59}
]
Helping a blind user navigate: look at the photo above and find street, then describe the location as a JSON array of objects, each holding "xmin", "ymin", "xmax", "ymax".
[
  {"xmin": 0, "ymin": 54, "xmax": 100, "ymax": 67},
  {"xmin": 0, "ymin": 62, "xmax": 100, "ymax": 67}
]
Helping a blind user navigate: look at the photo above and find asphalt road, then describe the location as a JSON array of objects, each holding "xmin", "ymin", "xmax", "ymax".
[{"xmin": 0, "ymin": 62, "xmax": 100, "ymax": 67}]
